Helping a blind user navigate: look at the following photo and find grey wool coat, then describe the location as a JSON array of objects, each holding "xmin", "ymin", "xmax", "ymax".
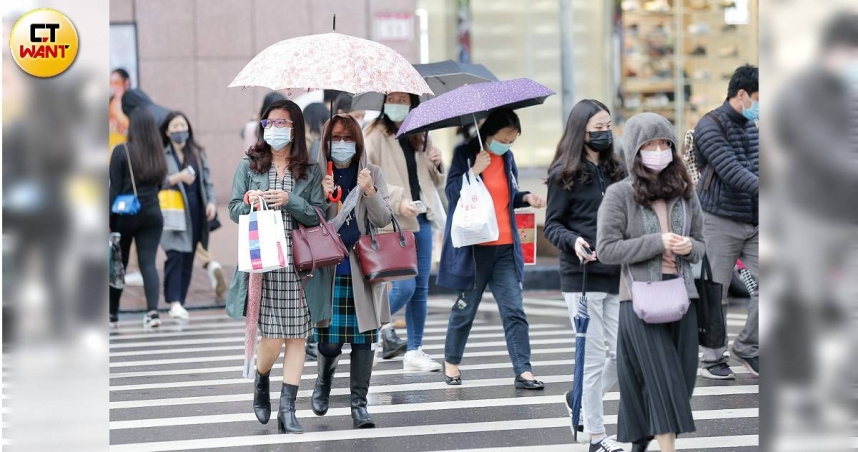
[
  {"xmin": 596, "ymin": 112, "xmax": 706, "ymax": 302},
  {"xmin": 160, "ymin": 144, "xmax": 216, "ymax": 252},
  {"xmin": 318, "ymin": 149, "xmax": 394, "ymax": 333}
]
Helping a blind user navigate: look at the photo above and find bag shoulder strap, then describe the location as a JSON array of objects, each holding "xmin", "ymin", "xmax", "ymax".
[
  {"xmin": 698, "ymin": 112, "xmax": 726, "ymax": 192},
  {"xmin": 123, "ymin": 144, "xmax": 139, "ymax": 198}
]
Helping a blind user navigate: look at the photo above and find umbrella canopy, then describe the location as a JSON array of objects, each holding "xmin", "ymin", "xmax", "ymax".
[
  {"xmin": 395, "ymin": 78, "xmax": 555, "ymax": 138},
  {"xmin": 228, "ymin": 32, "xmax": 432, "ymax": 97},
  {"xmin": 350, "ymin": 59, "xmax": 498, "ymax": 111}
]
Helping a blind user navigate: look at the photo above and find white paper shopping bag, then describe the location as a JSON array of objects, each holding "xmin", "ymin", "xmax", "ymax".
[{"xmin": 237, "ymin": 199, "xmax": 287, "ymax": 273}]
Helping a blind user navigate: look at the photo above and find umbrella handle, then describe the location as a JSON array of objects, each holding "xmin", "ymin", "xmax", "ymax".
[{"xmin": 327, "ymin": 161, "xmax": 342, "ymax": 202}]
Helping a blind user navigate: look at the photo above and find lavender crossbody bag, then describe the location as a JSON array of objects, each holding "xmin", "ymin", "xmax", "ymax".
[{"xmin": 628, "ymin": 200, "xmax": 690, "ymax": 324}]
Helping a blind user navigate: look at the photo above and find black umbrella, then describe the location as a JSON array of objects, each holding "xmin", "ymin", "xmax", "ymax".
[{"xmin": 350, "ymin": 59, "xmax": 497, "ymax": 112}]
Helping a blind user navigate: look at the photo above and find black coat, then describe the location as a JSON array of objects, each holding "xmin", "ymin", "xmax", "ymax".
[
  {"xmin": 544, "ymin": 162, "xmax": 621, "ymax": 294},
  {"xmin": 693, "ymin": 100, "xmax": 759, "ymax": 224}
]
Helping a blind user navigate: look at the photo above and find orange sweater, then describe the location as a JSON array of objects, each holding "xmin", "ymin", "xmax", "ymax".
[{"xmin": 478, "ymin": 153, "xmax": 514, "ymax": 246}]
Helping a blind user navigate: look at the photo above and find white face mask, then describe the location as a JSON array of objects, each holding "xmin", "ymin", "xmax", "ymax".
[
  {"xmin": 384, "ymin": 103, "xmax": 410, "ymax": 122},
  {"xmin": 264, "ymin": 127, "xmax": 292, "ymax": 151},
  {"xmin": 640, "ymin": 148, "xmax": 673, "ymax": 173}
]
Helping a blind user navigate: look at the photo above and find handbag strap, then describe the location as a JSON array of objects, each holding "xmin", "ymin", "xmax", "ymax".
[{"xmin": 123, "ymin": 144, "xmax": 138, "ymax": 198}]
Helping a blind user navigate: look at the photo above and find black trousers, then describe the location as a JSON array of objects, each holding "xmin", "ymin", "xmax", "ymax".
[{"xmin": 109, "ymin": 205, "xmax": 163, "ymax": 316}]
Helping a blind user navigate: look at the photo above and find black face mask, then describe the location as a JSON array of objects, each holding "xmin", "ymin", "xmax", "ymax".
[{"xmin": 586, "ymin": 130, "xmax": 613, "ymax": 153}]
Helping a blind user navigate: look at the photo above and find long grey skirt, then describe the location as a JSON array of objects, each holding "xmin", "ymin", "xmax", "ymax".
[{"xmin": 616, "ymin": 297, "xmax": 698, "ymax": 443}]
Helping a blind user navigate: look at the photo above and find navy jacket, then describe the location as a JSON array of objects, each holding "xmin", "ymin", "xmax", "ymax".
[
  {"xmin": 693, "ymin": 100, "xmax": 759, "ymax": 224},
  {"xmin": 437, "ymin": 140, "xmax": 532, "ymax": 290}
]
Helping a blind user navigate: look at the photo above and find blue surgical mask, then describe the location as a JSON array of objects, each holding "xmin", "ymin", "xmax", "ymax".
[
  {"xmin": 264, "ymin": 127, "xmax": 292, "ymax": 151},
  {"xmin": 331, "ymin": 140, "xmax": 356, "ymax": 164},
  {"xmin": 384, "ymin": 103, "xmax": 410, "ymax": 122},
  {"xmin": 487, "ymin": 138, "xmax": 513, "ymax": 155},
  {"xmin": 742, "ymin": 98, "xmax": 759, "ymax": 121}
]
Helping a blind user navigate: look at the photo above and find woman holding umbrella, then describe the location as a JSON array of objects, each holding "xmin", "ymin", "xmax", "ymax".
[
  {"xmin": 597, "ymin": 112, "xmax": 704, "ymax": 452},
  {"xmin": 365, "ymin": 92, "xmax": 446, "ymax": 371},
  {"xmin": 544, "ymin": 99, "xmax": 626, "ymax": 452},
  {"xmin": 312, "ymin": 113, "xmax": 393, "ymax": 429},
  {"xmin": 227, "ymin": 99, "xmax": 326, "ymax": 434},
  {"xmin": 438, "ymin": 108, "xmax": 547, "ymax": 389}
]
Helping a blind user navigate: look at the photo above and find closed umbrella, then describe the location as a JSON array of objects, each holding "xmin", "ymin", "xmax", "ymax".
[{"xmin": 570, "ymin": 262, "xmax": 589, "ymax": 441}]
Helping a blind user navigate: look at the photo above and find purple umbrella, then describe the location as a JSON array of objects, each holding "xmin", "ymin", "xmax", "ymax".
[{"xmin": 395, "ymin": 78, "xmax": 555, "ymax": 145}]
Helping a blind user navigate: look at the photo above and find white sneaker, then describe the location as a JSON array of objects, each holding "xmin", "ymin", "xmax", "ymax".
[
  {"xmin": 144, "ymin": 312, "xmax": 161, "ymax": 329},
  {"xmin": 169, "ymin": 303, "xmax": 189, "ymax": 320},
  {"xmin": 403, "ymin": 348, "xmax": 443, "ymax": 372}
]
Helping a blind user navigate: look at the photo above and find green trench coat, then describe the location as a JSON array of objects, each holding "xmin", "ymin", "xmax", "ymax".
[{"xmin": 224, "ymin": 158, "xmax": 333, "ymax": 325}]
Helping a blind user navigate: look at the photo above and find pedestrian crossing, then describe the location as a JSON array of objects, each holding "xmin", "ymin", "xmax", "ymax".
[{"xmin": 109, "ymin": 295, "xmax": 759, "ymax": 451}]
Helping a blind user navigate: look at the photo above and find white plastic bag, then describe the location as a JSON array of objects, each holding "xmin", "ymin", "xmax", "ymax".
[
  {"xmin": 238, "ymin": 199, "xmax": 288, "ymax": 273},
  {"xmin": 450, "ymin": 167, "xmax": 498, "ymax": 248}
]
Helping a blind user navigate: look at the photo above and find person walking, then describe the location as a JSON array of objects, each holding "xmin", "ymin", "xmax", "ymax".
[
  {"xmin": 159, "ymin": 112, "xmax": 217, "ymax": 320},
  {"xmin": 365, "ymin": 92, "xmax": 446, "ymax": 371},
  {"xmin": 597, "ymin": 112, "xmax": 705, "ymax": 452},
  {"xmin": 109, "ymin": 109, "xmax": 167, "ymax": 327},
  {"xmin": 227, "ymin": 99, "xmax": 327, "ymax": 434},
  {"xmin": 438, "ymin": 108, "xmax": 547, "ymax": 389},
  {"xmin": 544, "ymin": 99, "xmax": 626, "ymax": 452},
  {"xmin": 311, "ymin": 113, "xmax": 394, "ymax": 429},
  {"xmin": 693, "ymin": 64, "xmax": 759, "ymax": 379}
]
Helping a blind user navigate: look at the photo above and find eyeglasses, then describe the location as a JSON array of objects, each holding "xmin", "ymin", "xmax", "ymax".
[
  {"xmin": 260, "ymin": 118, "xmax": 293, "ymax": 129},
  {"xmin": 331, "ymin": 134, "xmax": 355, "ymax": 143}
]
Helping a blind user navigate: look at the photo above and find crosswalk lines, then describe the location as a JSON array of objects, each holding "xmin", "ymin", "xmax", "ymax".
[{"xmin": 109, "ymin": 296, "xmax": 757, "ymax": 451}]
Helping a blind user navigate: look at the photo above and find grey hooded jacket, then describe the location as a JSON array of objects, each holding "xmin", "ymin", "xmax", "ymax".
[{"xmin": 596, "ymin": 112, "xmax": 706, "ymax": 302}]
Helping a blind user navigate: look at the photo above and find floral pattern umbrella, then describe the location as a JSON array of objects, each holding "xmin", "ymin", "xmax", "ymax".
[{"xmin": 228, "ymin": 32, "xmax": 432, "ymax": 96}]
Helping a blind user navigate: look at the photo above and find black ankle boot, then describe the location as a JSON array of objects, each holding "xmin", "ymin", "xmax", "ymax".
[
  {"xmin": 253, "ymin": 370, "xmax": 271, "ymax": 424},
  {"xmin": 381, "ymin": 327, "xmax": 406, "ymax": 359},
  {"xmin": 311, "ymin": 352, "xmax": 340, "ymax": 416},
  {"xmin": 349, "ymin": 349, "xmax": 376, "ymax": 428},
  {"xmin": 277, "ymin": 383, "xmax": 303, "ymax": 434}
]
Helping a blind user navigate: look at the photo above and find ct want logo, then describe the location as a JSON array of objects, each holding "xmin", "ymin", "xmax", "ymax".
[{"xmin": 9, "ymin": 9, "xmax": 79, "ymax": 78}]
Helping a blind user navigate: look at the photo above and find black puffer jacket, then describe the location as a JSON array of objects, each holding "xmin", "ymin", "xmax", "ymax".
[{"xmin": 693, "ymin": 100, "xmax": 759, "ymax": 224}]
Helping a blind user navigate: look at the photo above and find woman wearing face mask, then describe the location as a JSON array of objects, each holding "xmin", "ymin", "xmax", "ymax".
[
  {"xmin": 544, "ymin": 100, "xmax": 627, "ymax": 452},
  {"xmin": 313, "ymin": 113, "xmax": 393, "ymax": 429},
  {"xmin": 226, "ymin": 99, "xmax": 326, "ymax": 434},
  {"xmin": 437, "ymin": 108, "xmax": 547, "ymax": 389},
  {"xmin": 596, "ymin": 113, "xmax": 705, "ymax": 452},
  {"xmin": 364, "ymin": 92, "xmax": 446, "ymax": 371},
  {"xmin": 159, "ymin": 111, "xmax": 216, "ymax": 321}
]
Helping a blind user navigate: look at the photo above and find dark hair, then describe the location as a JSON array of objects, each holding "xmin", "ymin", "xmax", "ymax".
[
  {"xmin": 160, "ymin": 111, "xmax": 204, "ymax": 170},
  {"xmin": 727, "ymin": 64, "xmax": 759, "ymax": 98},
  {"xmin": 247, "ymin": 99, "xmax": 312, "ymax": 181},
  {"xmin": 367, "ymin": 93, "xmax": 424, "ymax": 149},
  {"xmin": 303, "ymin": 102, "xmax": 329, "ymax": 137},
  {"xmin": 469, "ymin": 108, "xmax": 521, "ymax": 149},
  {"xmin": 259, "ymin": 92, "xmax": 287, "ymax": 119},
  {"xmin": 112, "ymin": 68, "xmax": 130, "ymax": 82},
  {"xmin": 126, "ymin": 108, "xmax": 167, "ymax": 184},
  {"xmin": 333, "ymin": 93, "xmax": 354, "ymax": 114},
  {"xmin": 631, "ymin": 143, "xmax": 694, "ymax": 206},
  {"xmin": 321, "ymin": 114, "xmax": 366, "ymax": 165},
  {"xmin": 822, "ymin": 13, "xmax": 858, "ymax": 48},
  {"xmin": 548, "ymin": 99, "xmax": 626, "ymax": 190}
]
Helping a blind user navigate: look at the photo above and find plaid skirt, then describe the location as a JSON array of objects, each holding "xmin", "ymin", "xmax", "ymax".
[{"xmin": 315, "ymin": 274, "xmax": 378, "ymax": 344}]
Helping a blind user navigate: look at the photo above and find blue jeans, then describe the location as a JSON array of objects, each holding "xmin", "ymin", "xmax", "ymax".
[
  {"xmin": 389, "ymin": 214, "xmax": 432, "ymax": 350},
  {"xmin": 445, "ymin": 244, "xmax": 532, "ymax": 376}
]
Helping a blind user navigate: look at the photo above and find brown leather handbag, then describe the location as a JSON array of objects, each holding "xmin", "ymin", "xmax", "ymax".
[
  {"xmin": 355, "ymin": 212, "xmax": 418, "ymax": 283},
  {"xmin": 291, "ymin": 207, "xmax": 348, "ymax": 281}
]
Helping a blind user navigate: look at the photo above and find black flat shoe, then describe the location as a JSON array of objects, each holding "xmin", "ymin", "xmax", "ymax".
[
  {"xmin": 631, "ymin": 437, "xmax": 653, "ymax": 452},
  {"xmin": 514, "ymin": 374, "xmax": 545, "ymax": 390},
  {"xmin": 443, "ymin": 363, "xmax": 462, "ymax": 386}
]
